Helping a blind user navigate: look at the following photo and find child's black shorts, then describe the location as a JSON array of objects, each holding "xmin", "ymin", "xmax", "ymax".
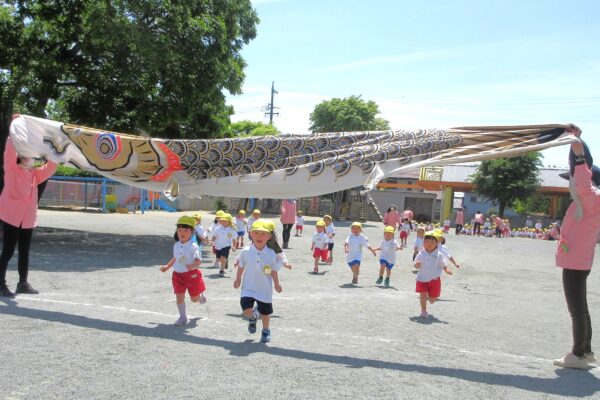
[
  {"xmin": 215, "ymin": 246, "xmax": 231, "ymax": 258},
  {"xmin": 328, "ymin": 243, "xmax": 334, "ymax": 251},
  {"xmin": 240, "ymin": 296, "xmax": 273, "ymax": 315}
]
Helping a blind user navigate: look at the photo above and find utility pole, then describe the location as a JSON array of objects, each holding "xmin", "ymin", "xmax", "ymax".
[{"xmin": 264, "ymin": 81, "xmax": 279, "ymax": 125}]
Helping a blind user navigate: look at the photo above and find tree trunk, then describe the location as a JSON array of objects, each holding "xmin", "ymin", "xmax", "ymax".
[{"xmin": 499, "ymin": 202, "xmax": 506, "ymax": 218}]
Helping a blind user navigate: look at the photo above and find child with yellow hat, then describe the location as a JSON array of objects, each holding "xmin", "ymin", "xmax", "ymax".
[
  {"xmin": 247, "ymin": 209, "xmax": 261, "ymax": 240},
  {"xmin": 344, "ymin": 222, "xmax": 376, "ymax": 285},
  {"xmin": 373, "ymin": 226, "xmax": 402, "ymax": 287},
  {"xmin": 311, "ymin": 220, "xmax": 329, "ymax": 273},
  {"xmin": 211, "ymin": 213, "xmax": 237, "ymax": 276},
  {"xmin": 235, "ymin": 210, "xmax": 248, "ymax": 249},
  {"xmin": 160, "ymin": 215, "xmax": 207, "ymax": 325},
  {"xmin": 233, "ymin": 220, "xmax": 283, "ymax": 343},
  {"xmin": 323, "ymin": 215, "xmax": 336, "ymax": 265}
]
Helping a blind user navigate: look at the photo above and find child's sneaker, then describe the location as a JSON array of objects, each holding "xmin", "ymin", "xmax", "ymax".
[
  {"xmin": 376, "ymin": 277, "xmax": 383, "ymax": 285},
  {"xmin": 260, "ymin": 329, "xmax": 271, "ymax": 343},
  {"xmin": 352, "ymin": 276, "xmax": 358, "ymax": 285},
  {"xmin": 199, "ymin": 293, "xmax": 207, "ymax": 304},
  {"xmin": 174, "ymin": 317, "xmax": 188, "ymax": 326},
  {"xmin": 248, "ymin": 317, "xmax": 257, "ymax": 334},
  {"xmin": 585, "ymin": 352, "xmax": 596, "ymax": 363},
  {"xmin": 384, "ymin": 277, "xmax": 390, "ymax": 287},
  {"xmin": 419, "ymin": 310, "xmax": 428, "ymax": 318},
  {"xmin": 219, "ymin": 269, "xmax": 225, "ymax": 276},
  {"xmin": 553, "ymin": 352, "xmax": 589, "ymax": 369}
]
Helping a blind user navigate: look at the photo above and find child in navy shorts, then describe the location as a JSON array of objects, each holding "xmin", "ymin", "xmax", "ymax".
[
  {"xmin": 374, "ymin": 226, "xmax": 401, "ymax": 287},
  {"xmin": 234, "ymin": 220, "xmax": 283, "ymax": 343},
  {"xmin": 160, "ymin": 215, "xmax": 207, "ymax": 325},
  {"xmin": 344, "ymin": 222, "xmax": 376, "ymax": 285}
]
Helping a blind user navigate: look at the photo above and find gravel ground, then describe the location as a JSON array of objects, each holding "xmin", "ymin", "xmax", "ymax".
[{"xmin": 1, "ymin": 209, "xmax": 599, "ymax": 400}]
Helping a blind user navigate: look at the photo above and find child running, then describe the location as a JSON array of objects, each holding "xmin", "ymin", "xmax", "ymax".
[
  {"xmin": 247, "ymin": 209, "xmax": 261, "ymax": 240},
  {"xmin": 413, "ymin": 227, "xmax": 425, "ymax": 261},
  {"xmin": 344, "ymin": 222, "xmax": 376, "ymax": 285},
  {"xmin": 209, "ymin": 210, "xmax": 225, "ymax": 267},
  {"xmin": 295, "ymin": 211, "xmax": 305, "ymax": 236},
  {"xmin": 233, "ymin": 220, "xmax": 283, "ymax": 343},
  {"xmin": 192, "ymin": 213, "xmax": 207, "ymax": 245},
  {"xmin": 435, "ymin": 230, "xmax": 461, "ymax": 268},
  {"xmin": 414, "ymin": 231, "xmax": 453, "ymax": 318},
  {"xmin": 235, "ymin": 210, "xmax": 248, "ymax": 249},
  {"xmin": 373, "ymin": 226, "xmax": 402, "ymax": 287},
  {"xmin": 160, "ymin": 216, "xmax": 207, "ymax": 326},
  {"xmin": 399, "ymin": 218, "xmax": 411, "ymax": 248},
  {"xmin": 323, "ymin": 215, "xmax": 336, "ymax": 265},
  {"xmin": 211, "ymin": 213, "xmax": 237, "ymax": 276},
  {"xmin": 311, "ymin": 220, "xmax": 329, "ymax": 273}
]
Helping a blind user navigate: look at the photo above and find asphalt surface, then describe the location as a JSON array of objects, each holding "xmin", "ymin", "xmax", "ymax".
[{"xmin": 1, "ymin": 209, "xmax": 599, "ymax": 399}]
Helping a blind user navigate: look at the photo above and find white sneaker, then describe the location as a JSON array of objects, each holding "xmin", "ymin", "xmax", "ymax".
[
  {"xmin": 585, "ymin": 352, "xmax": 596, "ymax": 363},
  {"xmin": 553, "ymin": 352, "xmax": 589, "ymax": 369}
]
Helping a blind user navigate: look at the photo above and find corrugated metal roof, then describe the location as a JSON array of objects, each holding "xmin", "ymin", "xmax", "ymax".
[{"xmin": 439, "ymin": 163, "xmax": 569, "ymax": 188}]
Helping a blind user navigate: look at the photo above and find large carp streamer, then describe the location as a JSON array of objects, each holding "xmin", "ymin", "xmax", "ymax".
[{"xmin": 9, "ymin": 115, "xmax": 577, "ymax": 199}]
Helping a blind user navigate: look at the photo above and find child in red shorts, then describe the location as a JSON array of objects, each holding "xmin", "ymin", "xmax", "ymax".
[
  {"xmin": 311, "ymin": 220, "xmax": 329, "ymax": 273},
  {"xmin": 414, "ymin": 231, "xmax": 453, "ymax": 318},
  {"xmin": 161, "ymin": 215, "xmax": 207, "ymax": 325}
]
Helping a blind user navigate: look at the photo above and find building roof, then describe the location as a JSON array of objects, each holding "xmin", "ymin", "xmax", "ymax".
[{"xmin": 440, "ymin": 164, "xmax": 569, "ymax": 188}]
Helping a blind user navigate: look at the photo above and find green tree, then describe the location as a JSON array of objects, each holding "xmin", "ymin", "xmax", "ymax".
[
  {"xmin": 469, "ymin": 153, "xmax": 543, "ymax": 217},
  {"xmin": 309, "ymin": 95, "xmax": 389, "ymax": 219},
  {"xmin": 309, "ymin": 95, "xmax": 390, "ymax": 133},
  {"xmin": 0, "ymin": 0, "xmax": 259, "ymax": 188},
  {"xmin": 228, "ymin": 120, "xmax": 279, "ymax": 137},
  {"xmin": 513, "ymin": 193, "xmax": 551, "ymax": 216}
]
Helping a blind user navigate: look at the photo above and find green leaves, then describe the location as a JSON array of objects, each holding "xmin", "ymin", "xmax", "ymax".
[
  {"xmin": 469, "ymin": 153, "xmax": 543, "ymax": 216},
  {"xmin": 0, "ymin": 0, "xmax": 259, "ymax": 138},
  {"xmin": 309, "ymin": 95, "xmax": 390, "ymax": 133}
]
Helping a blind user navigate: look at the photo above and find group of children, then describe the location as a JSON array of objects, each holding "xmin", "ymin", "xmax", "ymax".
[{"xmin": 163, "ymin": 210, "xmax": 460, "ymax": 342}]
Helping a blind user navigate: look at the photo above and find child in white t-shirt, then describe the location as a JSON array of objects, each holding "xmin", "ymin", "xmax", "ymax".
[
  {"xmin": 233, "ymin": 220, "xmax": 283, "ymax": 343},
  {"xmin": 246, "ymin": 209, "xmax": 261, "ymax": 240},
  {"xmin": 443, "ymin": 218, "xmax": 451, "ymax": 234},
  {"xmin": 344, "ymin": 222, "xmax": 376, "ymax": 285},
  {"xmin": 211, "ymin": 213, "xmax": 237, "ymax": 276},
  {"xmin": 160, "ymin": 215, "xmax": 207, "ymax": 325},
  {"xmin": 373, "ymin": 226, "xmax": 402, "ymax": 287},
  {"xmin": 323, "ymin": 215, "xmax": 336, "ymax": 265},
  {"xmin": 235, "ymin": 210, "xmax": 248, "ymax": 249},
  {"xmin": 311, "ymin": 220, "xmax": 329, "ymax": 273},
  {"xmin": 399, "ymin": 218, "xmax": 411, "ymax": 248},
  {"xmin": 295, "ymin": 211, "xmax": 305, "ymax": 236},
  {"xmin": 191, "ymin": 213, "xmax": 207, "ymax": 245},
  {"xmin": 413, "ymin": 227, "xmax": 425, "ymax": 262},
  {"xmin": 414, "ymin": 232, "xmax": 453, "ymax": 318}
]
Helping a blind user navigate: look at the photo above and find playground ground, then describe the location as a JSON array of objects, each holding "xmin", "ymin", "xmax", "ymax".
[{"xmin": 1, "ymin": 209, "xmax": 600, "ymax": 399}]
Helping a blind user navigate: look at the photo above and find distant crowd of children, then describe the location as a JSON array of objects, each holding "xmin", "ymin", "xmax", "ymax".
[{"xmin": 163, "ymin": 208, "xmax": 462, "ymax": 341}]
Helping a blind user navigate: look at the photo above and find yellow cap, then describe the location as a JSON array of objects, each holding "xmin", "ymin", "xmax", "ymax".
[
  {"xmin": 192, "ymin": 213, "xmax": 202, "ymax": 220},
  {"xmin": 323, "ymin": 214, "xmax": 332, "ymax": 220},
  {"xmin": 316, "ymin": 220, "xmax": 326, "ymax": 227},
  {"xmin": 251, "ymin": 220, "xmax": 271, "ymax": 232},
  {"xmin": 252, "ymin": 209, "xmax": 261, "ymax": 214},
  {"xmin": 383, "ymin": 226, "xmax": 395, "ymax": 233},
  {"xmin": 176, "ymin": 215, "xmax": 196, "ymax": 228},
  {"xmin": 351, "ymin": 222, "xmax": 362, "ymax": 229},
  {"xmin": 215, "ymin": 210, "xmax": 225, "ymax": 218},
  {"xmin": 433, "ymin": 228, "xmax": 444, "ymax": 238},
  {"xmin": 220, "ymin": 213, "xmax": 233, "ymax": 223},
  {"xmin": 239, "ymin": 210, "xmax": 246, "ymax": 215}
]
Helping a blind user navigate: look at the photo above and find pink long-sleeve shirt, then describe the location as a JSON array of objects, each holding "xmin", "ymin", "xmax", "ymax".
[
  {"xmin": 280, "ymin": 199, "xmax": 297, "ymax": 224},
  {"xmin": 383, "ymin": 211, "xmax": 401, "ymax": 229},
  {"xmin": 555, "ymin": 164, "xmax": 600, "ymax": 270},
  {"xmin": 0, "ymin": 138, "xmax": 57, "ymax": 229}
]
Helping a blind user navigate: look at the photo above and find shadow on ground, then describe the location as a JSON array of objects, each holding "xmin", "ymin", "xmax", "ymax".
[
  {"xmin": 1, "ymin": 228, "xmax": 215, "ymax": 272},
  {"xmin": 0, "ymin": 301, "xmax": 598, "ymax": 398}
]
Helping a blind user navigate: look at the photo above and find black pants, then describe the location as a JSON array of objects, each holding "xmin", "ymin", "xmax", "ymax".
[
  {"xmin": 495, "ymin": 227, "xmax": 502, "ymax": 238},
  {"xmin": 562, "ymin": 268, "xmax": 592, "ymax": 357},
  {"xmin": 473, "ymin": 222, "xmax": 481, "ymax": 235},
  {"xmin": 0, "ymin": 222, "xmax": 34, "ymax": 286},
  {"xmin": 282, "ymin": 223, "xmax": 293, "ymax": 245},
  {"xmin": 455, "ymin": 225, "xmax": 463, "ymax": 235}
]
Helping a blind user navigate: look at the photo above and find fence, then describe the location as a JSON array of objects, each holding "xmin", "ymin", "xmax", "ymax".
[{"xmin": 40, "ymin": 177, "xmax": 175, "ymax": 213}]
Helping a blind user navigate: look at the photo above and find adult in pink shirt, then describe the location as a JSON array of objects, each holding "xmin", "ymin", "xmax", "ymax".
[
  {"xmin": 383, "ymin": 205, "xmax": 401, "ymax": 230},
  {"xmin": 0, "ymin": 125, "xmax": 57, "ymax": 297},
  {"xmin": 454, "ymin": 208, "xmax": 464, "ymax": 235},
  {"xmin": 280, "ymin": 199, "xmax": 297, "ymax": 249},
  {"xmin": 553, "ymin": 127, "xmax": 600, "ymax": 369}
]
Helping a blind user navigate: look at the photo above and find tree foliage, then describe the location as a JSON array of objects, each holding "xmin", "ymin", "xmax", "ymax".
[
  {"xmin": 0, "ymin": 0, "xmax": 259, "ymax": 140},
  {"xmin": 309, "ymin": 95, "xmax": 390, "ymax": 133},
  {"xmin": 469, "ymin": 153, "xmax": 543, "ymax": 217},
  {"xmin": 228, "ymin": 120, "xmax": 279, "ymax": 137}
]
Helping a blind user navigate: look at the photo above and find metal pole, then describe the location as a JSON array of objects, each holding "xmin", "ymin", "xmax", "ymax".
[{"xmin": 101, "ymin": 178, "xmax": 107, "ymax": 212}]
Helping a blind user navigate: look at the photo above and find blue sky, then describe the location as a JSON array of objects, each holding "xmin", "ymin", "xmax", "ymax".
[{"xmin": 228, "ymin": 0, "xmax": 600, "ymax": 167}]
